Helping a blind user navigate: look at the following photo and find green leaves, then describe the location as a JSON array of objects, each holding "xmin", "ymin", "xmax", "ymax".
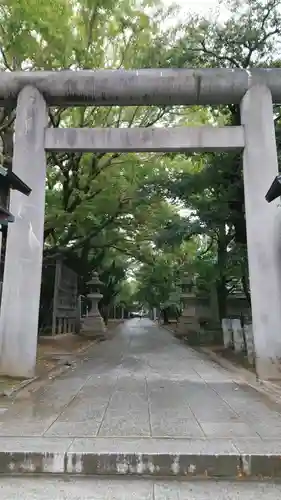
[
  {"xmin": 0, "ymin": 0, "xmax": 73, "ymax": 69},
  {"xmin": 3, "ymin": 0, "xmax": 280, "ymax": 313}
]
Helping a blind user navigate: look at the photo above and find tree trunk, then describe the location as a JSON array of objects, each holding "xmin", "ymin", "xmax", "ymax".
[{"xmin": 162, "ymin": 308, "xmax": 169, "ymax": 324}]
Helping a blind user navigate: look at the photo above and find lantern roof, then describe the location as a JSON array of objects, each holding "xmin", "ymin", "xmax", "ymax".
[{"xmin": 87, "ymin": 272, "xmax": 103, "ymax": 286}]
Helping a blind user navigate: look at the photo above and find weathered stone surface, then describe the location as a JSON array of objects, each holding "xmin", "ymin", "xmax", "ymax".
[
  {"xmin": 0, "ymin": 447, "xmax": 281, "ymax": 478},
  {"xmin": 81, "ymin": 317, "xmax": 106, "ymax": 339},
  {"xmin": 222, "ymin": 318, "xmax": 233, "ymax": 348},
  {"xmin": 2, "ymin": 68, "xmax": 281, "ymax": 105},
  {"xmin": 2, "ymin": 477, "xmax": 281, "ymax": 500},
  {"xmin": 155, "ymin": 481, "xmax": 281, "ymax": 499},
  {"xmin": 0, "ymin": 86, "xmax": 47, "ymax": 378},
  {"xmin": 232, "ymin": 319, "xmax": 244, "ymax": 353},
  {"xmin": 244, "ymin": 323, "xmax": 255, "ymax": 364},
  {"xmin": 241, "ymin": 85, "xmax": 281, "ymax": 381},
  {"xmin": 0, "ymin": 320, "xmax": 279, "ymax": 476},
  {"xmin": 45, "ymin": 126, "xmax": 245, "ymax": 152}
]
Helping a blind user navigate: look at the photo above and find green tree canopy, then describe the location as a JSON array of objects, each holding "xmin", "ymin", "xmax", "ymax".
[{"xmin": 1, "ymin": 0, "xmax": 280, "ymax": 320}]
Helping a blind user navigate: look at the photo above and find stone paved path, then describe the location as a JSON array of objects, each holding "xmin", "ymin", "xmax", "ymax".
[
  {"xmin": 1, "ymin": 477, "xmax": 281, "ymax": 499},
  {"xmin": 1, "ymin": 318, "xmax": 281, "ymax": 455}
]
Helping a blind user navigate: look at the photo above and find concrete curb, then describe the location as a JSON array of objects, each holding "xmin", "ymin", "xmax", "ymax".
[{"xmin": 1, "ymin": 450, "xmax": 281, "ymax": 479}]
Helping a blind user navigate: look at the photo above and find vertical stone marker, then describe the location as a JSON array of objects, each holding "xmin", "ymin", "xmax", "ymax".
[
  {"xmin": 0, "ymin": 86, "xmax": 47, "ymax": 378},
  {"xmin": 231, "ymin": 318, "xmax": 244, "ymax": 353},
  {"xmin": 244, "ymin": 323, "xmax": 255, "ymax": 365},
  {"xmin": 221, "ymin": 318, "xmax": 233, "ymax": 349},
  {"xmin": 241, "ymin": 84, "xmax": 281, "ymax": 380}
]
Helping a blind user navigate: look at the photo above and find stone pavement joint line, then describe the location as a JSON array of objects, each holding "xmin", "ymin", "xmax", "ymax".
[{"xmin": 0, "ymin": 319, "xmax": 281, "ymax": 478}]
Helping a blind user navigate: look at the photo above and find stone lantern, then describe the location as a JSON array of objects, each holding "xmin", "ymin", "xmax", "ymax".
[
  {"xmin": 176, "ymin": 272, "xmax": 200, "ymax": 339},
  {"xmin": 81, "ymin": 272, "xmax": 107, "ymax": 339}
]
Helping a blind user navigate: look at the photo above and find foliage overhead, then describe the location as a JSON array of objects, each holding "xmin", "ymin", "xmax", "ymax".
[{"xmin": 0, "ymin": 0, "xmax": 280, "ymax": 316}]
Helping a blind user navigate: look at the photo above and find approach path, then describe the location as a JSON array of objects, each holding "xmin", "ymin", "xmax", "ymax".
[{"xmin": 0, "ymin": 319, "xmax": 281, "ymax": 477}]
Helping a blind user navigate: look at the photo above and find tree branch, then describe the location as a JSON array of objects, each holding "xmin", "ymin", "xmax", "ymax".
[{"xmin": 0, "ymin": 48, "xmax": 13, "ymax": 71}]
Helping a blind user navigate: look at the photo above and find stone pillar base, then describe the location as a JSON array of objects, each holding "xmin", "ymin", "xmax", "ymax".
[
  {"xmin": 175, "ymin": 317, "xmax": 200, "ymax": 342},
  {"xmin": 255, "ymin": 357, "xmax": 281, "ymax": 382},
  {"xmin": 81, "ymin": 315, "xmax": 107, "ymax": 339},
  {"xmin": 206, "ymin": 321, "xmax": 223, "ymax": 345}
]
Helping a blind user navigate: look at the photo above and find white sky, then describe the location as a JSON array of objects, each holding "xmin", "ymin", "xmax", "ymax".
[
  {"xmin": 171, "ymin": 0, "xmax": 218, "ymax": 13},
  {"xmin": 162, "ymin": 0, "xmax": 230, "ymax": 20}
]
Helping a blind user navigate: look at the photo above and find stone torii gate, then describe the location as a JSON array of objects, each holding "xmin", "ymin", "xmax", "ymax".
[{"xmin": 0, "ymin": 68, "xmax": 280, "ymax": 380}]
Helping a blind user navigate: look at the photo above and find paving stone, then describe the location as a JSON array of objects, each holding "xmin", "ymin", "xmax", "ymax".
[
  {"xmin": 251, "ymin": 423, "xmax": 281, "ymax": 439},
  {"xmin": 0, "ymin": 477, "xmax": 154, "ymax": 500},
  {"xmin": 194, "ymin": 411, "xmax": 241, "ymax": 423},
  {"xmin": 98, "ymin": 415, "xmax": 151, "ymax": 437},
  {"xmin": 2, "ymin": 477, "xmax": 281, "ymax": 499},
  {"xmin": 5, "ymin": 408, "xmax": 62, "ymax": 421},
  {"xmin": 44, "ymin": 421, "xmax": 101, "ymax": 437},
  {"xmin": 0, "ymin": 319, "xmax": 280, "ymax": 477},
  {"xmin": 0, "ymin": 437, "xmax": 73, "ymax": 452},
  {"xmin": 107, "ymin": 395, "xmax": 148, "ymax": 413},
  {"xmin": 56, "ymin": 407, "xmax": 106, "ymax": 422},
  {"xmin": 149, "ymin": 408, "xmax": 195, "ymax": 421},
  {"xmin": 151, "ymin": 418, "xmax": 205, "ymax": 438},
  {"xmin": 155, "ymin": 481, "xmax": 281, "ymax": 499},
  {"xmin": 69, "ymin": 438, "xmax": 238, "ymax": 454},
  {"xmin": 234, "ymin": 439, "xmax": 281, "ymax": 454},
  {"xmin": 0, "ymin": 421, "xmax": 54, "ymax": 437},
  {"xmin": 200, "ymin": 422, "xmax": 259, "ymax": 439}
]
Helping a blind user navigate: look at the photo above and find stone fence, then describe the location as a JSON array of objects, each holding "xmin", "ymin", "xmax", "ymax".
[
  {"xmin": 173, "ymin": 274, "xmax": 253, "ymax": 357},
  {"xmin": 221, "ymin": 318, "xmax": 255, "ymax": 365},
  {"xmin": 194, "ymin": 294, "xmax": 251, "ymax": 322}
]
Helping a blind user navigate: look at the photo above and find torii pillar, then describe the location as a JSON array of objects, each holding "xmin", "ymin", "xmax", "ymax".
[
  {"xmin": 241, "ymin": 84, "xmax": 281, "ymax": 381},
  {"xmin": 0, "ymin": 86, "xmax": 47, "ymax": 378}
]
